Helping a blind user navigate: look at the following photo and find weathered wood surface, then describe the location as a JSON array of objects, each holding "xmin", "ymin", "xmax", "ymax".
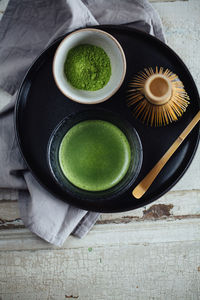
[
  {"xmin": 0, "ymin": 217, "xmax": 200, "ymax": 251},
  {"xmin": 0, "ymin": 0, "xmax": 200, "ymax": 299},
  {"xmin": 1, "ymin": 189, "xmax": 200, "ymax": 231},
  {"xmin": 0, "ymin": 220, "xmax": 200, "ymax": 300},
  {"xmin": 0, "ymin": 218, "xmax": 200, "ymax": 298},
  {"xmin": 0, "ymin": 236, "xmax": 199, "ymax": 300}
]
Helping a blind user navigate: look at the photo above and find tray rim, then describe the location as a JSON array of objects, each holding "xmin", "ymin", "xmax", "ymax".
[{"xmin": 14, "ymin": 24, "xmax": 200, "ymax": 213}]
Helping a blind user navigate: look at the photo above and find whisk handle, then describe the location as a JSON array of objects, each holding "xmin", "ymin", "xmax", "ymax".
[{"xmin": 132, "ymin": 111, "xmax": 200, "ymax": 199}]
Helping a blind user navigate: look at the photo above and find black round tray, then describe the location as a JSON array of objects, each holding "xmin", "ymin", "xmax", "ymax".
[{"xmin": 15, "ymin": 25, "xmax": 200, "ymax": 213}]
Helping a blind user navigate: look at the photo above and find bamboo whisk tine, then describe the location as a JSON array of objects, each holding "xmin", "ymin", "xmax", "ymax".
[{"xmin": 127, "ymin": 67, "xmax": 190, "ymax": 127}]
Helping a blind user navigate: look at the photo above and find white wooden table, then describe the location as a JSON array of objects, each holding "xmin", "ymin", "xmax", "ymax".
[{"xmin": 0, "ymin": 0, "xmax": 200, "ymax": 299}]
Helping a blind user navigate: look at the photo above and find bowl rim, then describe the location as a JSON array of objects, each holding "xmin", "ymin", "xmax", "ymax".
[{"xmin": 52, "ymin": 28, "xmax": 127, "ymax": 104}]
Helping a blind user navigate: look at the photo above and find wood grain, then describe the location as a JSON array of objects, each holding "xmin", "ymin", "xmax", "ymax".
[
  {"xmin": 0, "ymin": 241, "xmax": 199, "ymax": 299},
  {"xmin": 0, "ymin": 218, "xmax": 200, "ymax": 251},
  {"xmin": 1, "ymin": 189, "xmax": 200, "ymax": 230},
  {"xmin": 0, "ymin": 221, "xmax": 199, "ymax": 299}
]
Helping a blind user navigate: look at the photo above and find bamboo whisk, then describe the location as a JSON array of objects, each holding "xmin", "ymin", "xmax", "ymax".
[{"xmin": 127, "ymin": 67, "xmax": 190, "ymax": 127}]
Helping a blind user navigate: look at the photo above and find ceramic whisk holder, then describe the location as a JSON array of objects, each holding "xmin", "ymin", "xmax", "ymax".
[{"xmin": 143, "ymin": 74, "xmax": 172, "ymax": 105}]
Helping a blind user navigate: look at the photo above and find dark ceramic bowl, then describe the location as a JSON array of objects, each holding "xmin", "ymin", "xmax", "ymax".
[{"xmin": 47, "ymin": 109, "xmax": 143, "ymax": 201}]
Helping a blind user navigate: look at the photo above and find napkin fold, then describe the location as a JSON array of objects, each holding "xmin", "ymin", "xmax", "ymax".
[{"xmin": 0, "ymin": 0, "xmax": 165, "ymax": 246}]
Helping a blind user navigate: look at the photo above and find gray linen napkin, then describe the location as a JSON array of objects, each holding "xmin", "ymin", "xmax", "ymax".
[{"xmin": 0, "ymin": 0, "xmax": 165, "ymax": 246}]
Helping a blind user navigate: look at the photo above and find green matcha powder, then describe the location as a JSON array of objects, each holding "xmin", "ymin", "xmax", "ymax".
[{"xmin": 64, "ymin": 44, "xmax": 111, "ymax": 91}]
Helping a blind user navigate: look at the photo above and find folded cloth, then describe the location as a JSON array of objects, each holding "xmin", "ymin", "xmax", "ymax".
[{"xmin": 0, "ymin": 0, "xmax": 165, "ymax": 246}]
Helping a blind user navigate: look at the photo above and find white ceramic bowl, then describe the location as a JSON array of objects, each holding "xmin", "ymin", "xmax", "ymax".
[{"xmin": 53, "ymin": 28, "xmax": 126, "ymax": 104}]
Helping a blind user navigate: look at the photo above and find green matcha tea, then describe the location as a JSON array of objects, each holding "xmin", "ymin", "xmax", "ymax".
[
  {"xmin": 59, "ymin": 120, "xmax": 131, "ymax": 191},
  {"xmin": 64, "ymin": 44, "xmax": 111, "ymax": 91}
]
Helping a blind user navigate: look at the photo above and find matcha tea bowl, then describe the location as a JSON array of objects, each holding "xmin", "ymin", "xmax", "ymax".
[
  {"xmin": 53, "ymin": 28, "xmax": 126, "ymax": 104},
  {"xmin": 47, "ymin": 109, "xmax": 143, "ymax": 202}
]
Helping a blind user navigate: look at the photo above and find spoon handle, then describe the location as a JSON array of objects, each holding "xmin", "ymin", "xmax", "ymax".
[{"xmin": 132, "ymin": 111, "xmax": 200, "ymax": 199}]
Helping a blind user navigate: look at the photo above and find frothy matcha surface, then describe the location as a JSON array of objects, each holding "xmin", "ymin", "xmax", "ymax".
[{"xmin": 59, "ymin": 120, "xmax": 131, "ymax": 191}]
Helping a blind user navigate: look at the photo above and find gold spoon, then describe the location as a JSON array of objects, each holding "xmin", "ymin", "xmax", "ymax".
[{"xmin": 132, "ymin": 110, "xmax": 200, "ymax": 199}]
